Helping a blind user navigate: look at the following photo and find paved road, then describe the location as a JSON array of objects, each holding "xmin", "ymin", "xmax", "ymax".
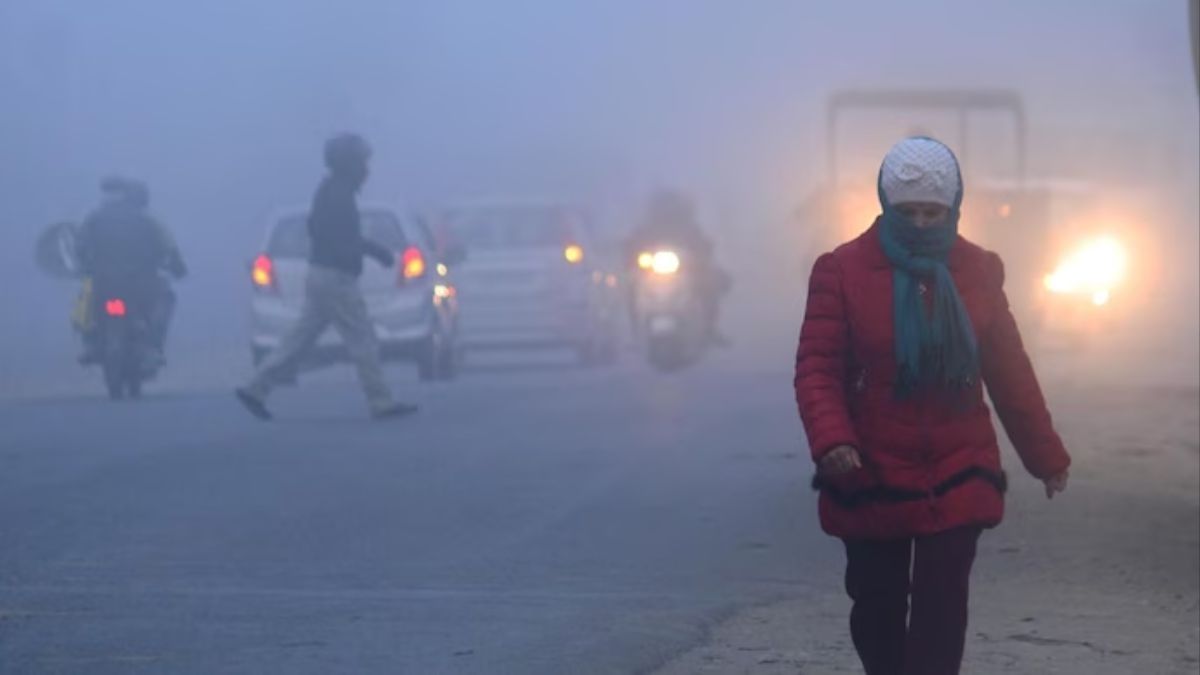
[{"xmin": 0, "ymin": 358, "xmax": 841, "ymax": 674}]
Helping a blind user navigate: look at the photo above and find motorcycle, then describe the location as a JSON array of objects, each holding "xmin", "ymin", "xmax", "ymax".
[
  {"xmin": 36, "ymin": 221, "xmax": 164, "ymax": 399},
  {"xmin": 95, "ymin": 291, "xmax": 159, "ymax": 400},
  {"xmin": 631, "ymin": 247, "xmax": 710, "ymax": 372}
]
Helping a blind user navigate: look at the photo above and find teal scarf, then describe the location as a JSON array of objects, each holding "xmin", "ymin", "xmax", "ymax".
[{"xmin": 876, "ymin": 174, "xmax": 979, "ymax": 398}]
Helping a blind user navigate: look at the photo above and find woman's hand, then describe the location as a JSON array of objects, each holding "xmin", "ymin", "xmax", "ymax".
[
  {"xmin": 820, "ymin": 445, "xmax": 862, "ymax": 476},
  {"xmin": 1043, "ymin": 469, "xmax": 1069, "ymax": 499}
]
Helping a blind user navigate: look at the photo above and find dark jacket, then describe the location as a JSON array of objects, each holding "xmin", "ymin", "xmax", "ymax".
[
  {"xmin": 794, "ymin": 220, "xmax": 1070, "ymax": 540},
  {"xmin": 78, "ymin": 203, "xmax": 174, "ymax": 288},
  {"xmin": 307, "ymin": 175, "xmax": 384, "ymax": 276}
]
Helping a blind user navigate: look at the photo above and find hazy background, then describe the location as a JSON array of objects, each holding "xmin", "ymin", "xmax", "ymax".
[{"xmin": 2, "ymin": 0, "xmax": 1197, "ymax": 395}]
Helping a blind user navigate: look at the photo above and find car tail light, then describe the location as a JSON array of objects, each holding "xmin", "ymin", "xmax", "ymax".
[
  {"xmin": 252, "ymin": 254, "xmax": 275, "ymax": 290},
  {"xmin": 399, "ymin": 246, "xmax": 426, "ymax": 283},
  {"xmin": 105, "ymin": 299, "xmax": 127, "ymax": 317}
]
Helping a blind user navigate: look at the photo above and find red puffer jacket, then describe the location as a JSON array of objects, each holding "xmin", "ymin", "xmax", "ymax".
[{"xmin": 794, "ymin": 221, "xmax": 1070, "ymax": 540}]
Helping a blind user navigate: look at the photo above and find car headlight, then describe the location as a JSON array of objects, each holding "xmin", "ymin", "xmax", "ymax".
[
  {"xmin": 1043, "ymin": 236, "xmax": 1128, "ymax": 304},
  {"xmin": 564, "ymin": 244, "xmax": 584, "ymax": 264}
]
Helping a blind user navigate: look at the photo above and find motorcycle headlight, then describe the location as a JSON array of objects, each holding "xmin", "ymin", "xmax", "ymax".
[
  {"xmin": 1043, "ymin": 236, "xmax": 1128, "ymax": 304},
  {"xmin": 650, "ymin": 250, "xmax": 681, "ymax": 275}
]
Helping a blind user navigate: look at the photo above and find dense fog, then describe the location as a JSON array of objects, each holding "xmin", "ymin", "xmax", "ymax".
[{"xmin": 2, "ymin": 0, "xmax": 1196, "ymax": 395}]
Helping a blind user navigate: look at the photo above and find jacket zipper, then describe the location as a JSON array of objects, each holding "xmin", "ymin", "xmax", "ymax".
[{"xmin": 919, "ymin": 396, "xmax": 936, "ymax": 505}]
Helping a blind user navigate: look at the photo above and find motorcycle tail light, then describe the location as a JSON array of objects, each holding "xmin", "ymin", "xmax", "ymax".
[{"xmin": 105, "ymin": 299, "xmax": 127, "ymax": 317}]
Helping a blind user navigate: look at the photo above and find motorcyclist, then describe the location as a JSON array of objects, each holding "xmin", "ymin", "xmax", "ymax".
[
  {"xmin": 623, "ymin": 189, "xmax": 730, "ymax": 344},
  {"xmin": 76, "ymin": 177, "xmax": 187, "ymax": 366}
]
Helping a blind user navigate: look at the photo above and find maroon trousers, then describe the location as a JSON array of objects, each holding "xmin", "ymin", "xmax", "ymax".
[{"xmin": 842, "ymin": 526, "xmax": 982, "ymax": 675}]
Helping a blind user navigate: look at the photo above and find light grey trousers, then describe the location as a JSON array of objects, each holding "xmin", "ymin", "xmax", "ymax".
[{"xmin": 244, "ymin": 265, "xmax": 394, "ymax": 413}]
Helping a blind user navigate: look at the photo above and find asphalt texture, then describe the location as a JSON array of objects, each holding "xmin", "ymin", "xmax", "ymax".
[{"xmin": 0, "ymin": 358, "xmax": 840, "ymax": 674}]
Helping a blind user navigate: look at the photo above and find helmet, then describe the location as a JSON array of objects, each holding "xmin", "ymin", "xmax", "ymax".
[
  {"xmin": 324, "ymin": 133, "xmax": 372, "ymax": 174},
  {"xmin": 99, "ymin": 176, "xmax": 150, "ymax": 208}
]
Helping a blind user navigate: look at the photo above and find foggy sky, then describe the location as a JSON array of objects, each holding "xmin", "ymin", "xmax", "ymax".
[{"xmin": 2, "ymin": 0, "xmax": 1197, "ymax": 393}]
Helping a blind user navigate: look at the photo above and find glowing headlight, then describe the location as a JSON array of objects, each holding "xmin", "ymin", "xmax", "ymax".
[
  {"xmin": 650, "ymin": 250, "xmax": 681, "ymax": 275},
  {"xmin": 564, "ymin": 244, "xmax": 584, "ymax": 264},
  {"xmin": 637, "ymin": 252, "xmax": 655, "ymax": 270},
  {"xmin": 1043, "ymin": 236, "xmax": 1128, "ymax": 299}
]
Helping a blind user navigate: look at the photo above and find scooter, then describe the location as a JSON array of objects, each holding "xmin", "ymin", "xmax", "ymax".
[{"xmin": 631, "ymin": 248, "xmax": 709, "ymax": 372}]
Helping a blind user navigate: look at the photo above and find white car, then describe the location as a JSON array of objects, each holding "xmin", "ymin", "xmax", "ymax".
[
  {"xmin": 435, "ymin": 200, "xmax": 620, "ymax": 365},
  {"xmin": 248, "ymin": 204, "xmax": 462, "ymax": 381}
]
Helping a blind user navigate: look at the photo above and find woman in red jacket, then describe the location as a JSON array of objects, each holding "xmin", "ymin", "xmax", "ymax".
[{"xmin": 794, "ymin": 137, "xmax": 1071, "ymax": 675}]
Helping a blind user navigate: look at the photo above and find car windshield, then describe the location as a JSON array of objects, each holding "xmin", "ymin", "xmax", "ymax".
[
  {"xmin": 444, "ymin": 206, "xmax": 578, "ymax": 250},
  {"xmin": 268, "ymin": 210, "xmax": 410, "ymax": 258}
]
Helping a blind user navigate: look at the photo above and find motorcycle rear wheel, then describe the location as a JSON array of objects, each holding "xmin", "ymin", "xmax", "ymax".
[{"xmin": 101, "ymin": 321, "xmax": 145, "ymax": 400}]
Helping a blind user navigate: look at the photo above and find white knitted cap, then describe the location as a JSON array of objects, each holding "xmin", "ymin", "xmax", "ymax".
[{"xmin": 880, "ymin": 137, "xmax": 961, "ymax": 208}]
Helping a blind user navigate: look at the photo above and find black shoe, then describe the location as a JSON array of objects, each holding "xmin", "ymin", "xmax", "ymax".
[
  {"xmin": 371, "ymin": 402, "xmax": 419, "ymax": 420},
  {"xmin": 235, "ymin": 388, "xmax": 272, "ymax": 420}
]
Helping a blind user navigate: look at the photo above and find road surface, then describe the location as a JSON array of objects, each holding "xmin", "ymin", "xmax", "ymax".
[
  {"xmin": 0, "ymin": 358, "xmax": 838, "ymax": 674},
  {"xmin": 2, "ymin": 354, "xmax": 1196, "ymax": 674}
]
